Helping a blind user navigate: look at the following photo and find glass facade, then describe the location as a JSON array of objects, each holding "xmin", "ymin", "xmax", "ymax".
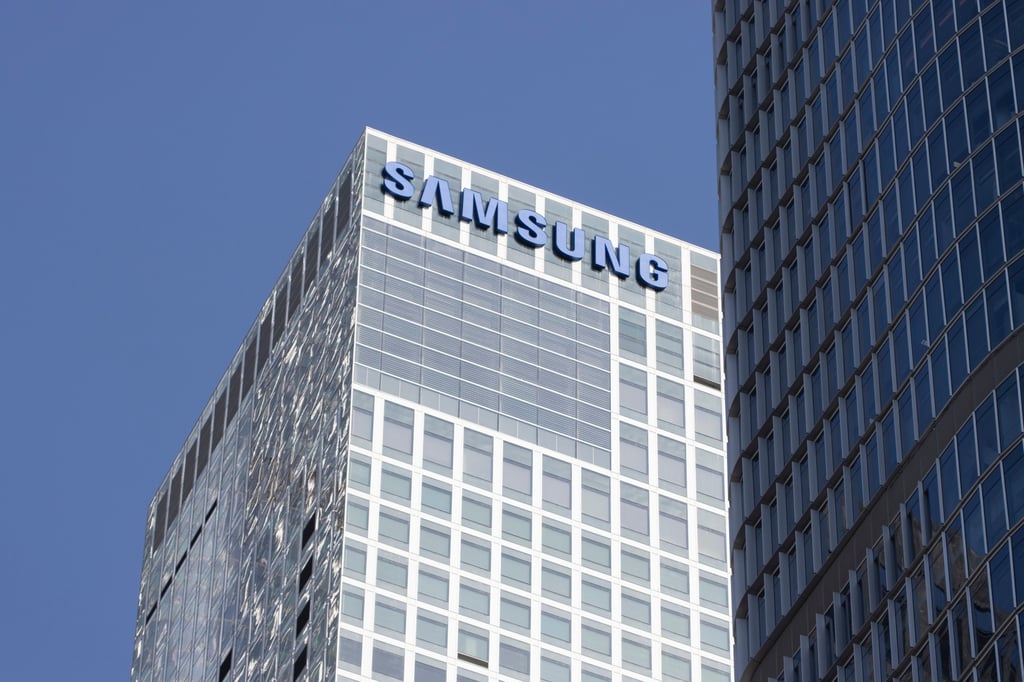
[
  {"xmin": 717, "ymin": 1, "xmax": 1024, "ymax": 681},
  {"xmin": 132, "ymin": 129, "xmax": 730, "ymax": 681}
]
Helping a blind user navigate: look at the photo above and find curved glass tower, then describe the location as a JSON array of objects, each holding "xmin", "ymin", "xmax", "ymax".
[{"xmin": 717, "ymin": 1, "xmax": 1024, "ymax": 680}]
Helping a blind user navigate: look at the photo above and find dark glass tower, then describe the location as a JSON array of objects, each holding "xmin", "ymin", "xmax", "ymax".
[{"xmin": 717, "ymin": 1, "xmax": 1024, "ymax": 680}]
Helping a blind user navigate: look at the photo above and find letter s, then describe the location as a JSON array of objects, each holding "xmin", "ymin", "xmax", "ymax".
[
  {"xmin": 514, "ymin": 210, "xmax": 547, "ymax": 248},
  {"xmin": 381, "ymin": 162, "xmax": 415, "ymax": 200}
]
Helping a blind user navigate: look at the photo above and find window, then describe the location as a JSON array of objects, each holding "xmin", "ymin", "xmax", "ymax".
[
  {"xmin": 382, "ymin": 402, "xmax": 414, "ymax": 460},
  {"xmin": 694, "ymin": 390, "xmax": 723, "ymax": 446},
  {"xmin": 541, "ymin": 609, "xmax": 572, "ymax": 644},
  {"xmin": 501, "ymin": 550, "xmax": 531, "ymax": 587},
  {"xmin": 374, "ymin": 599, "xmax": 406, "ymax": 635},
  {"xmin": 701, "ymin": 662, "xmax": 731, "ymax": 682},
  {"xmin": 619, "ymin": 365, "xmax": 648, "ymax": 421},
  {"xmin": 699, "ymin": 573, "xmax": 729, "ymax": 612},
  {"xmin": 422, "ymin": 482, "xmax": 452, "ymax": 517},
  {"xmin": 620, "ymin": 423, "xmax": 649, "ymax": 481},
  {"xmin": 372, "ymin": 646, "xmax": 404, "ymax": 680},
  {"xmin": 218, "ymin": 651, "xmax": 233, "ymax": 682},
  {"xmin": 660, "ymin": 498, "xmax": 689, "ymax": 555},
  {"xmin": 581, "ymin": 577, "xmax": 611, "ymax": 614},
  {"xmin": 461, "ymin": 538, "xmax": 491, "ymax": 575},
  {"xmin": 344, "ymin": 544, "xmax": 366, "ymax": 578},
  {"xmin": 460, "ymin": 582, "xmax": 490, "ymax": 619},
  {"xmin": 341, "ymin": 588, "xmax": 364, "ymax": 624},
  {"xmin": 582, "ymin": 621, "xmax": 612, "ymax": 657},
  {"xmin": 419, "ymin": 524, "xmax": 450, "ymax": 561},
  {"xmin": 415, "ymin": 610, "xmax": 448, "ymax": 647},
  {"xmin": 349, "ymin": 455, "xmax": 371, "ymax": 491},
  {"xmin": 692, "ymin": 333, "xmax": 721, "ymax": 386},
  {"xmin": 621, "ymin": 548, "xmax": 650, "ymax": 585},
  {"xmin": 423, "ymin": 415, "xmax": 454, "ymax": 472},
  {"xmin": 463, "ymin": 429, "xmax": 493, "ymax": 489},
  {"xmin": 503, "ymin": 443, "xmax": 533, "ymax": 501},
  {"xmin": 621, "ymin": 483, "xmax": 650, "ymax": 539},
  {"xmin": 415, "ymin": 660, "xmax": 446, "ymax": 682},
  {"xmin": 659, "ymin": 561, "xmax": 692, "ymax": 598},
  {"xmin": 658, "ymin": 436, "xmax": 687, "ymax": 495},
  {"xmin": 294, "ymin": 643, "xmax": 308, "ymax": 680},
  {"xmin": 352, "ymin": 391, "xmax": 374, "ymax": 448},
  {"xmin": 338, "ymin": 634, "xmax": 361, "ymax": 668},
  {"xmin": 377, "ymin": 553, "xmax": 409, "ymax": 592},
  {"xmin": 662, "ymin": 649, "xmax": 692, "ymax": 682},
  {"xmin": 541, "ymin": 655, "xmax": 571, "ymax": 682},
  {"xmin": 695, "ymin": 449, "xmax": 725, "ymax": 506},
  {"xmin": 657, "ymin": 377, "xmax": 686, "ymax": 435},
  {"xmin": 378, "ymin": 511, "xmax": 410, "ymax": 548},
  {"xmin": 499, "ymin": 639, "xmax": 531, "ymax": 678},
  {"xmin": 458, "ymin": 627, "xmax": 489, "ymax": 665},
  {"xmin": 500, "ymin": 593, "xmax": 531, "ymax": 630},
  {"xmin": 462, "ymin": 494, "xmax": 491, "ymax": 531},
  {"xmin": 656, "ymin": 320, "xmax": 685, "ymax": 375},
  {"xmin": 541, "ymin": 563, "xmax": 572, "ymax": 603},
  {"xmin": 621, "ymin": 590, "xmax": 652, "ymax": 626},
  {"xmin": 542, "ymin": 520, "xmax": 572, "ymax": 559},
  {"xmin": 622, "ymin": 637, "xmax": 652, "ymax": 672},
  {"xmin": 295, "ymin": 600, "xmax": 310, "ymax": 635},
  {"xmin": 542, "ymin": 456, "xmax": 572, "ymax": 514},
  {"xmin": 700, "ymin": 617, "xmax": 731, "ymax": 654},
  {"xmin": 619, "ymin": 308, "xmax": 647, "ymax": 361},
  {"xmin": 662, "ymin": 605, "xmax": 691, "ymax": 641},
  {"xmin": 418, "ymin": 569, "xmax": 449, "ymax": 605},
  {"xmin": 697, "ymin": 510, "xmax": 727, "ymax": 569},
  {"xmin": 582, "ymin": 534, "xmax": 611, "ymax": 571},
  {"xmin": 502, "ymin": 506, "xmax": 532, "ymax": 545},
  {"xmin": 347, "ymin": 498, "xmax": 369, "ymax": 533},
  {"xmin": 582, "ymin": 470, "xmax": 611, "ymax": 528},
  {"xmin": 381, "ymin": 467, "xmax": 412, "ymax": 502}
]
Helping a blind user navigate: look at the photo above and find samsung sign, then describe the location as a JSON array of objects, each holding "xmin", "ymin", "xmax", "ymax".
[{"xmin": 381, "ymin": 162, "xmax": 668, "ymax": 291}]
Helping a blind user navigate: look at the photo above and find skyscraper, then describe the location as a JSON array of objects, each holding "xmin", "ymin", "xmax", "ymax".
[
  {"xmin": 718, "ymin": 1, "xmax": 1024, "ymax": 680},
  {"xmin": 131, "ymin": 129, "xmax": 731, "ymax": 682}
]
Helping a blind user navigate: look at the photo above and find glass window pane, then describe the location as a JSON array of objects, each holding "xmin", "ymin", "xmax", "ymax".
[
  {"xmin": 423, "ymin": 415, "xmax": 454, "ymax": 472},
  {"xmin": 383, "ymin": 402, "xmax": 414, "ymax": 460}
]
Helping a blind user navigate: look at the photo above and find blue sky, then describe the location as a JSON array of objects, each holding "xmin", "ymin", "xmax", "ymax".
[{"xmin": 0, "ymin": 2, "xmax": 713, "ymax": 679}]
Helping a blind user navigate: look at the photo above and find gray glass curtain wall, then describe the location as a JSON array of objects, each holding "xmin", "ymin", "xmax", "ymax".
[{"xmin": 133, "ymin": 129, "xmax": 729, "ymax": 682}]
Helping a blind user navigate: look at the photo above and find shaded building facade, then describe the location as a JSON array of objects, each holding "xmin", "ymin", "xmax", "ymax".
[
  {"xmin": 131, "ymin": 129, "xmax": 731, "ymax": 682},
  {"xmin": 717, "ymin": 1, "xmax": 1024, "ymax": 681}
]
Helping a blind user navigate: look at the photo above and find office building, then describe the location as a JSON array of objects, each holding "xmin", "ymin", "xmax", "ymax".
[
  {"xmin": 718, "ymin": 1, "xmax": 1024, "ymax": 680},
  {"xmin": 131, "ymin": 128, "xmax": 731, "ymax": 682}
]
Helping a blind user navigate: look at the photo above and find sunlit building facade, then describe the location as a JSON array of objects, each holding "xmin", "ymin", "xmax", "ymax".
[
  {"xmin": 718, "ymin": 1, "xmax": 1024, "ymax": 681},
  {"xmin": 131, "ymin": 129, "xmax": 731, "ymax": 682}
]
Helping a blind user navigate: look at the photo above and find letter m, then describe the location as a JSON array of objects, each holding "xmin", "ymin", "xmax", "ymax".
[{"xmin": 460, "ymin": 189, "xmax": 508, "ymax": 234}]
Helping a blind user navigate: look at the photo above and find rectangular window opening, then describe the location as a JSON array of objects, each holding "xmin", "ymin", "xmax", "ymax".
[
  {"xmin": 299, "ymin": 556, "xmax": 313, "ymax": 592},
  {"xmin": 295, "ymin": 599, "xmax": 310, "ymax": 636},
  {"xmin": 219, "ymin": 650, "xmax": 232, "ymax": 681},
  {"xmin": 293, "ymin": 644, "xmax": 308, "ymax": 680},
  {"xmin": 302, "ymin": 513, "xmax": 317, "ymax": 549}
]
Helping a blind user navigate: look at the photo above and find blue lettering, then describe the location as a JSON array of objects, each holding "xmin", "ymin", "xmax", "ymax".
[
  {"xmin": 378, "ymin": 166, "xmax": 670, "ymax": 292},
  {"xmin": 418, "ymin": 176, "xmax": 455, "ymax": 216},
  {"xmin": 381, "ymin": 161, "xmax": 415, "ymax": 200},
  {"xmin": 592, "ymin": 236, "xmax": 629, "ymax": 278},
  {"xmin": 552, "ymin": 222, "xmax": 585, "ymax": 261},
  {"xmin": 637, "ymin": 253, "xmax": 669, "ymax": 291},
  {"xmin": 514, "ymin": 210, "xmax": 547, "ymax": 248},
  {"xmin": 459, "ymin": 189, "xmax": 508, "ymax": 234}
]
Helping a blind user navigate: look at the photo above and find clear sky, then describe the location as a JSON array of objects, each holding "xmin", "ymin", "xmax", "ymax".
[{"xmin": 0, "ymin": 2, "xmax": 714, "ymax": 679}]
